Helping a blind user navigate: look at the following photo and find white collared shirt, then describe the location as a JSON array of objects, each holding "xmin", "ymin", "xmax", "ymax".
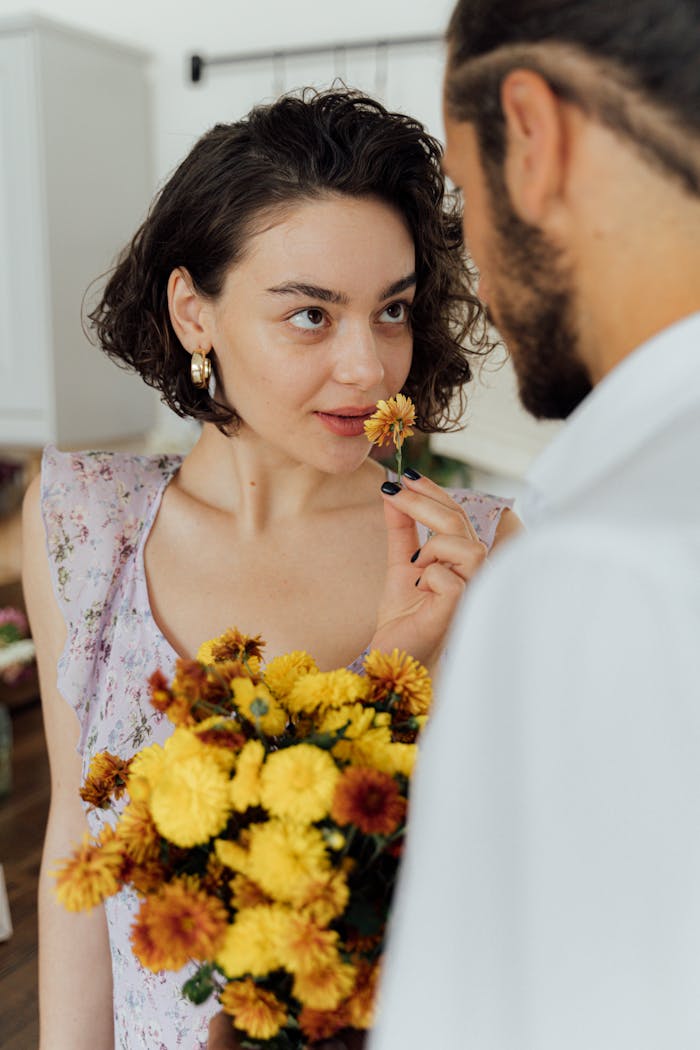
[{"xmin": 371, "ymin": 313, "xmax": 700, "ymax": 1050}]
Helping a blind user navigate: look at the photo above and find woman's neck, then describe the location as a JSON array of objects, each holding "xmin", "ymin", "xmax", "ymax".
[{"xmin": 174, "ymin": 423, "xmax": 381, "ymax": 534}]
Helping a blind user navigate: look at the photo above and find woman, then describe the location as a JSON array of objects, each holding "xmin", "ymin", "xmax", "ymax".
[{"xmin": 23, "ymin": 89, "xmax": 519, "ymax": 1050}]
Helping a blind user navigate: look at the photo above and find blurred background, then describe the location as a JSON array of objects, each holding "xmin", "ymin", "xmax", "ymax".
[{"xmin": 0, "ymin": 4, "xmax": 559, "ymax": 1042}]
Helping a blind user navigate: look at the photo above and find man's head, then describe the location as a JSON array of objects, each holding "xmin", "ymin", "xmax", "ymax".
[{"xmin": 443, "ymin": 0, "xmax": 700, "ymax": 420}]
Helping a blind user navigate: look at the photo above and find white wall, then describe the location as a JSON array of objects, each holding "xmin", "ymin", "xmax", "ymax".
[{"xmin": 0, "ymin": 0, "xmax": 559, "ymax": 476}]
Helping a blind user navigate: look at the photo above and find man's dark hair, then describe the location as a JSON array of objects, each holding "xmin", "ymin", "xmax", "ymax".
[
  {"xmin": 89, "ymin": 88, "xmax": 492, "ymax": 434},
  {"xmin": 446, "ymin": 0, "xmax": 700, "ymax": 197}
]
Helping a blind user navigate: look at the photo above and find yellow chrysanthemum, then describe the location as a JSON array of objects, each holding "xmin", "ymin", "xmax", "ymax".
[
  {"xmin": 52, "ymin": 826, "xmax": 124, "ymax": 912},
  {"xmin": 216, "ymin": 904, "xmax": 288, "ymax": 978},
  {"xmin": 263, "ymin": 651, "xmax": 318, "ymax": 702},
  {"xmin": 231, "ymin": 678, "xmax": 287, "ymax": 735},
  {"xmin": 150, "ymin": 751, "xmax": 232, "ymax": 848},
  {"xmin": 215, "ymin": 834, "xmax": 251, "ymax": 875},
  {"xmin": 381, "ymin": 740, "xmax": 417, "ymax": 778},
  {"xmin": 127, "ymin": 741, "xmax": 166, "ymax": 800},
  {"xmin": 363, "ymin": 648, "xmax": 432, "ymax": 716},
  {"xmin": 276, "ymin": 910, "xmax": 341, "ymax": 975},
  {"xmin": 259, "ymin": 744, "xmax": 340, "ymax": 823},
  {"xmin": 363, "ymin": 393, "xmax": 415, "ymax": 450},
  {"xmin": 229, "ymin": 739, "xmax": 265, "ymax": 812},
  {"xmin": 287, "ymin": 669, "xmax": 370, "ymax": 716},
  {"xmin": 298, "ymin": 868, "xmax": 350, "ymax": 925},
  {"xmin": 115, "ymin": 799, "xmax": 160, "ymax": 864},
  {"xmin": 220, "ymin": 978, "xmax": 288, "ymax": 1040},
  {"xmin": 246, "ymin": 820, "xmax": 330, "ymax": 903},
  {"xmin": 318, "ymin": 702, "xmax": 377, "ymax": 740},
  {"xmin": 130, "ymin": 876, "xmax": 228, "ymax": 972},
  {"xmin": 292, "ymin": 958, "xmax": 357, "ymax": 1010}
]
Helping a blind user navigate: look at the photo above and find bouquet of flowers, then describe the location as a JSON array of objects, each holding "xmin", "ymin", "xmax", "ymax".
[{"xmin": 53, "ymin": 628, "xmax": 432, "ymax": 1048}]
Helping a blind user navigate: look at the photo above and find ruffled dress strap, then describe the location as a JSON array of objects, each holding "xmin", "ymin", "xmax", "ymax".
[{"xmin": 40, "ymin": 444, "xmax": 181, "ymax": 753}]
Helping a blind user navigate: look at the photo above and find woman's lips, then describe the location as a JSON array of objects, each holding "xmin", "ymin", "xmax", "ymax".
[{"xmin": 315, "ymin": 407, "xmax": 374, "ymax": 437}]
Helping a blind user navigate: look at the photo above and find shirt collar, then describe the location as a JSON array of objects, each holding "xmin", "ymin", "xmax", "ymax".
[{"xmin": 522, "ymin": 311, "xmax": 700, "ymax": 523}]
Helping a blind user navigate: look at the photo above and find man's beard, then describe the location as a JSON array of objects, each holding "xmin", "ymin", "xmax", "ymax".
[{"xmin": 484, "ymin": 186, "xmax": 593, "ymax": 421}]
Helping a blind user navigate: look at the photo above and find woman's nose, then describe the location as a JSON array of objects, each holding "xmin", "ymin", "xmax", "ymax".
[{"xmin": 332, "ymin": 322, "xmax": 385, "ymax": 389}]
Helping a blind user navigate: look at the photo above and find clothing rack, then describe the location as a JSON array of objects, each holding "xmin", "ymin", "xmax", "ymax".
[{"xmin": 190, "ymin": 32, "xmax": 444, "ymax": 83}]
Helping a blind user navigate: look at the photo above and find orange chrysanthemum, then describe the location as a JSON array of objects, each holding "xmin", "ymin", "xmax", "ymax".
[
  {"xmin": 130, "ymin": 877, "xmax": 228, "ymax": 972},
  {"xmin": 331, "ymin": 767, "xmax": 406, "ymax": 836},
  {"xmin": 292, "ymin": 958, "xmax": 357, "ymax": 1010},
  {"xmin": 116, "ymin": 799, "xmax": 160, "ymax": 864},
  {"xmin": 207, "ymin": 628, "xmax": 265, "ymax": 665},
  {"xmin": 363, "ymin": 648, "xmax": 432, "ymax": 718},
  {"xmin": 363, "ymin": 393, "xmax": 415, "ymax": 450},
  {"xmin": 79, "ymin": 751, "xmax": 131, "ymax": 809},
  {"xmin": 220, "ymin": 978, "xmax": 287, "ymax": 1040},
  {"xmin": 124, "ymin": 857, "xmax": 168, "ymax": 895},
  {"xmin": 52, "ymin": 826, "xmax": 125, "ymax": 911},
  {"xmin": 345, "ymin": 959, "xmax": 380, "ymax": 1029},
  {"xmin": 276, "ymin": 911, "xmax": 340, "ymax": 975},
  {"xmin": 299, "ymin": 1005, "xmax": 349, "ymax": 1042}
]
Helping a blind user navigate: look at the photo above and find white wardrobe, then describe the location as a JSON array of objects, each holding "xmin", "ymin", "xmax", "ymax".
[{"xmin": 0, "ymin": 15, "xmax": 156, "ymax": 448}]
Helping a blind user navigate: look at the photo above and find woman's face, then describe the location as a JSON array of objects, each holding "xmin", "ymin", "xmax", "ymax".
[{"xmin": 203, "ymin": 195, "xmax": 416, "ymax": 473}]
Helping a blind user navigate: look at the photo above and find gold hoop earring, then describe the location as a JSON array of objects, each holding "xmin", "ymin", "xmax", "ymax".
[{"xmin": 190, "ymin": 349, "xmax": 211, "ymax": 389}]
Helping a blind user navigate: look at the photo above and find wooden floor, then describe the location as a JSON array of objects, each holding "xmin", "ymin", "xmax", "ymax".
[{"xmin": 0, "ymin": 701, "xmax": 50, "ymax": 1049}]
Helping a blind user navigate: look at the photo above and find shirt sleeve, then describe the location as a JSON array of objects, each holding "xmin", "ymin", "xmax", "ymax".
[{"xmin": 370, "ymin": 526, "xmax": 700, "ymax": 1050}]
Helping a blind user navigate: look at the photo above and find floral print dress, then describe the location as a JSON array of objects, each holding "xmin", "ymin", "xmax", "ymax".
[{"xmin": 40, "ymin": 444, "xmax": 513, "ymax": 1049}]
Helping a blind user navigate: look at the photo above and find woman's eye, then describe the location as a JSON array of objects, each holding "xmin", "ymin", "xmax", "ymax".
[
  {"xmin": 289, "ymin": 308, "xmax": 327, "ymax": 330},
  {"xmin": 379, "ymin": 301, "xmax": 410, "ymax": 324}
]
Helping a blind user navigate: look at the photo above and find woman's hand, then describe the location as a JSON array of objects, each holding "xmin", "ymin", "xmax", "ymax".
[
  {"xmin": 371, "ymin": 469, "xmax": 488, "ymax": 670},
  {"xmin": 207, "ymin": 1012, "xmax": 366, "ymax": 1049}
]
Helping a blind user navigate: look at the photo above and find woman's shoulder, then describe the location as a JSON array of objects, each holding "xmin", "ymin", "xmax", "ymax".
[
  {"xmin": 39, "ymin": 444, "xmax": 182, "ymax": 614},
  {"xmin": 41, "ymin": 444, "xmax": 182, "ymax": 504}
]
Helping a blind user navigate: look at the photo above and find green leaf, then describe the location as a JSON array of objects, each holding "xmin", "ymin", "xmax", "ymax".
[{"xmin": 182, "ymin": 963, "xmax": 216, "ymax": 1005}]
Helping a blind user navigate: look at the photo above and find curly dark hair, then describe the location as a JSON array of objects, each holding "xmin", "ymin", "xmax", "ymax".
[{"xmin": 89, "ymin": 88, "xmax": 494, "ymax": 433}]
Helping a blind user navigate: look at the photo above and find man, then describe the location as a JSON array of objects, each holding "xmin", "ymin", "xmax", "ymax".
[{"xmin": 370, "ymin": 0, "xmax": 700, "ymax": 1047}]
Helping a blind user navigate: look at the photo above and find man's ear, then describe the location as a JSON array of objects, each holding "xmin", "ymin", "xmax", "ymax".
[
  {"xmin": 167, "ymin": 267, "xmax": 214, "ymax": 353},
  {"xmin": 500, "ymin": 69, "xmax": 567, "ymax": 226}
]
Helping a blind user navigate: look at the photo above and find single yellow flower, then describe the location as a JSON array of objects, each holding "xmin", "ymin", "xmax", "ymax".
[
  {"xmin": 220, "ymin": 978, "xmax": 288, "ymax": 1040},
  {"xmin": 287, "ymin": 669, "xmax": 370, "ymax": 716},
  {"xmin": 364, "ymin": 648, "xmax": 432, "ymax": 717},
  {"xmin": 363, "ymin": 393, "xmax": 415, "ymax": 450},
  {"xmin": 246, "ymin": 820, "xmax": 330, "ymax": 903},
  {"xmin": 260, "ymin": 744, "xmax": 340, "ymax": 823},
  {"xmin": 263, "ymin": 651, "xmax": 318, "ymax": 702},
  {"xmin": 229, "ymin": 739, "xmax": 265, "ymax": 812},
  {"xmin": 127, "ymin": 741, "xmax": 166, "ymax": 800},
  {"xmin": 198, "ymin": 628, "xmax": 265, "ymax": 666},
  {"xmin": 150, "ymin": 750, "xmax": 232, "ymax": 848},
  {"xmin": 115, "ymin": 799, "xmax": 160, "ymax": 864},
  {"xmin": 52, "ymin": 826, "xmax": 124, "ymax": 912},
  {"xmin": 216, "ymin": 904, "xmax": 288, "ymax": 978},
  {"xmin": 231, "ymin": 678, "xmax": 287, "ymax": 735}
]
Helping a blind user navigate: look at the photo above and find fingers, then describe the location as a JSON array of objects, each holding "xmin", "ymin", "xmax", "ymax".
[
  {"xmin": 413, "ymin": 533, "xmax": 487, "ymax": 583},
  {"xmin": 380, "ymin": 473, "xmax": 480, "ymax": 544},
  {"xmin": 382, "ymin": 493, "xmax": 420, "ymax": 567},
  {"xmin": 207, "ymin": 1011, "xmax": 240, "ymax": 1050},
  {"xmin": 415, "ymin": 560, "xmax": 469, "ymax": 602}
]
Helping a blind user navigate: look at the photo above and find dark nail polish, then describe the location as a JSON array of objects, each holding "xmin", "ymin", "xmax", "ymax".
[
  {"xmin": 403, "ymin": 467, "xmax": 422, "ymax": 480},
  {"xmin": 415, "ymin": 576, "xmax": 422, "ymax": 586},
  {"xmin": 381, "ymin": 481, "xmax": 401, "ymax": 495},
  {"xmin": 410, "ymin": 548, "xmax": 421, "ymax": 563}
]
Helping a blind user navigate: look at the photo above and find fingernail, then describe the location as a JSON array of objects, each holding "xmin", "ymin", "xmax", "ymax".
[
  {"xmin": 403, "ymin": 467, "xmax": 421, "ymax": 480},
  {"xmin": 415, "ymin": 576, "xmax": 421, "ymax": 586},
  {"xmin": 381, "ymin": 481, "xmax": 401, "ymax": 495},
  {"xmin": 410, "ymin": 548, "xmax": 421, "ymax": 563}
]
